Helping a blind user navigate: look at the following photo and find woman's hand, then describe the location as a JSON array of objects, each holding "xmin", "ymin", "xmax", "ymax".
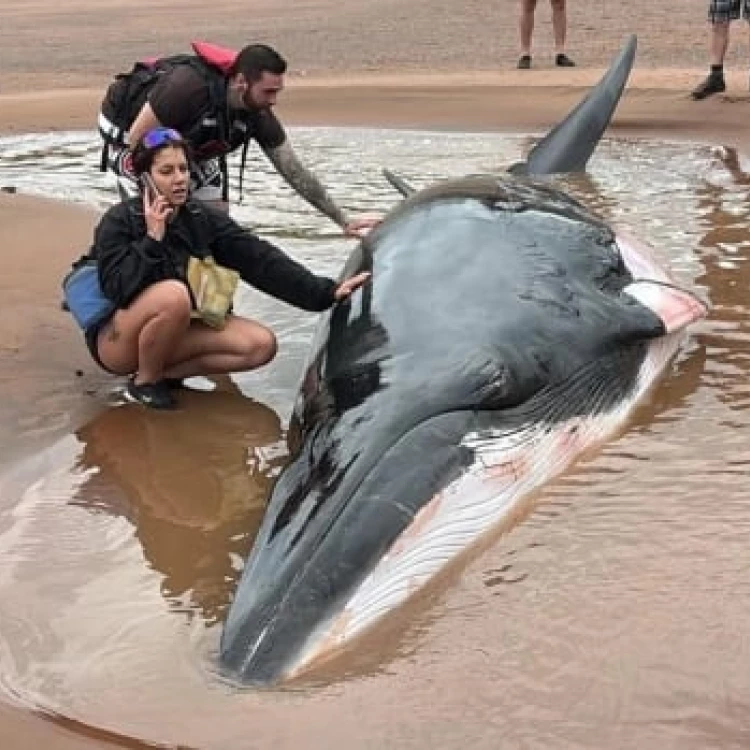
[
  {"xmin": 334, "ymin": 272, "xmax": 371, "ymax": 302},
  {"xmin": 343, "ymin": 216, "xmax": 382, "ymax": 238},
  {"xmin": 143, "ymin": 184, "xmax": 173, "ymax": 242}
]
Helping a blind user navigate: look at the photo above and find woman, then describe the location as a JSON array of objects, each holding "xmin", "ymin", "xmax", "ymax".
[{"xmin": 83, "ymin": 127, "xmax": 369, "ymax": 409}]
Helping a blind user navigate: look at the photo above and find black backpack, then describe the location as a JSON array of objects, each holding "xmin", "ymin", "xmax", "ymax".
[
  {"xmin": 99, "ymin": 48, "xmax": 257, "ymax": 202},
  {"xmin": 99, "ymin": 55, "xmax": 237, "ymax": 190}
]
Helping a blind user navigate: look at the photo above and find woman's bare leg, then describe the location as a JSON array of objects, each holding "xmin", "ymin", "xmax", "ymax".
[
  {"xmin": 96, "ymin": 280, "xmax": 192, "ymax": 382},
  {"xmin": 96, "ymin": 281, "xmax": 277, "ymax": 385},
  {"xmin": 161, "ymin": 316, "xmax": 278, "ymax": 379}
]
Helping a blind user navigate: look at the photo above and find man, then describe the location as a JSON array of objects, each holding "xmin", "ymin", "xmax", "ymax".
[
  {"xmin": 517, "ymin": 0, "xmax": 576, "ymax": 70},
  {"xmin": 98, "ymin": 42, "xmax": 378, "ymax": 236},
  {"xmin": 691, "ymin": 0, "xmax": 750, "ymax": 99}
]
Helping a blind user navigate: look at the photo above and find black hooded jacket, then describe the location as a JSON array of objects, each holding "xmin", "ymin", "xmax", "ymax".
[{"xmin": 89, "ymin": 197, "xmax": 337, "ymax": 313}]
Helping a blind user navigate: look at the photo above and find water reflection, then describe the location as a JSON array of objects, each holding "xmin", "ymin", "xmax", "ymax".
[
  {"xmin": 692, "ymin": 146, "xmax": 750, "ymax": 414},
  {"xmin": 644, "ymin": 340, "xmax": 708, "ymax": 425},
  {"xmin": 70, "ymin": 384, "xmax": 286, "ymax": 624}
]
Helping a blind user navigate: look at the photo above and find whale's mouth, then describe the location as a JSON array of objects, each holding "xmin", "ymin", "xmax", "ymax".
[
  {"xmin": 616, "ymin": 231, "xmax": 675, "ymax": 283},
  {"xmin": 617, "ymin": 232, "xmax": 709, "ymax": 330}
]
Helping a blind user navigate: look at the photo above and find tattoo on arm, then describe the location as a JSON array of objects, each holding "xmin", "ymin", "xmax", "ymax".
[{"xmin": 265, "ymin": 140, "xmax": 348, "ymax": 228}]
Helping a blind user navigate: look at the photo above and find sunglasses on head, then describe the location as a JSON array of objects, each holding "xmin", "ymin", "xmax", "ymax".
[{"xmin": 141, "ymin": 127, "xmax": 183, "ymax": 150}]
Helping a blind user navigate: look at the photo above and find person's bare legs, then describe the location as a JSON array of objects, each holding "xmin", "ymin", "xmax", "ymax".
[
  {"xmin": 519, "ymin": 0, "xmax": 537, "ymax": 57},
  {"xmin": 692, "ymin": 20, "xmax": 730, "ymax": 98},
  {"xmin": 95, "ymin": 279, "xmax": 277, "ymax": 382},
  {"xmin": 710, "ymin": 20, "xmax": 731, "ymax": 65},
  {"xmin": 550, "ymin": 0, "xmax": 567, "ymax": 55},
  {"xmin": 97, "ymin": 280, "xmax": 192, "ymax": 384},
  {"xmin": 550, "ymin": 0, "xmax": 576, "ymax": 65},
  {"xmin": 160, "ymin": 316, "xmax": 277, "ymax": 379}
]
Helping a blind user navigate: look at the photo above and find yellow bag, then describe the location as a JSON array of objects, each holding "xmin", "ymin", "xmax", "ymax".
[{"xmin": 186, "ymin": 256, "xmax": 240, "ymax": 329}]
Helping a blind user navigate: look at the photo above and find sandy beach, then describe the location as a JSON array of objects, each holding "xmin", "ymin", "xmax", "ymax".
[{"xmin": 1, "ymin": 0, "xmax": 750, "ymax": 747}]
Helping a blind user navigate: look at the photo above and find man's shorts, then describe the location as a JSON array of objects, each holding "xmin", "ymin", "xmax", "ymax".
[
  {"xmin": 108, "ymin": 145, "xmax": 224, "ymax": 203},
  {"xmin": 708, "ymin": 0, "xmax": 750, "ymax": 23}
]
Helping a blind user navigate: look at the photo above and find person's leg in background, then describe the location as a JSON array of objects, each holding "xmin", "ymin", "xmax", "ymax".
[
  {"xmin": 692, "ymin": 0, "xmax": 735, "ymax": 99},
  {"xmin": 551, "ymin": 0, "xmax": 576, "ymax": 67},
  {"xmin": 518, "ymin": 0, "xmax": 537, "ymax": 69}
]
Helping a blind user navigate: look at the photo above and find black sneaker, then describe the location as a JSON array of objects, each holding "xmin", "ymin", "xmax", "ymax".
[
  {"xmin": 163, "ymin": 378, "xmax": 185, "ymax": 390},
  {"xmin": 555, "ymin": 53, "xmax": 576, "ymax": 67},
  {"xmin": 691, "ymin": 74, "xmax": 726, "ymax": 100},
  {"xmin": 124, "ymin": 378, "xmax": 177, "ymax": 410},
  {"xmin": 517, "ymin": 55, "xmax": 532, "ymax": 70}
]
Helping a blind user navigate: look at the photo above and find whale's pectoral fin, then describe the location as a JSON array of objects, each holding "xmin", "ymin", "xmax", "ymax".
[{"xmin": 511, "ymin": 34, "xmax": 637, "ymax": 176}]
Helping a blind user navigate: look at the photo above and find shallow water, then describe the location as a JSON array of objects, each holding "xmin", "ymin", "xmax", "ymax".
[{"xmin": 0, "ymin": 128, "xmax": 748, "ymax": 749}]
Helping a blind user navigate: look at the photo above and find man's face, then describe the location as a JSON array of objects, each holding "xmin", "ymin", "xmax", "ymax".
[{"xmin": 236, "ymin": 71, "xmax": 284, "ymax": 110}]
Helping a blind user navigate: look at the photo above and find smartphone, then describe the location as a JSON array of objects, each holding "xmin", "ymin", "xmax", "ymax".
[{"xmin": 140, "ymin": 173, "xmax": 161, "ymax": 202}]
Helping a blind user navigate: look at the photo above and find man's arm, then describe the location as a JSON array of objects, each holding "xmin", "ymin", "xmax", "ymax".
[
  {"xmin": 127, "ymin": 102, "xmax": 162, "ymax": 147},
  {"xmin": 263, "ymin": 139, "xmax": 349, "ymax": 229}
]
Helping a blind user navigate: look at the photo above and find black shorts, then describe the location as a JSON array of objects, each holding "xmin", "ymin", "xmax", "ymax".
[
  {"xmin": 84, "ymin": 315, "xmax": 118, "ymax": 374},
  {"xmin": 708, "ymin": 0, "xmax": 750, "ymax": 22}
]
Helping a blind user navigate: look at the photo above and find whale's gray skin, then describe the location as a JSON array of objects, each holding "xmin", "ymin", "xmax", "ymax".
[{"xmin": 218, "ymin": 37, "xmax": 707, "ymax": 685}]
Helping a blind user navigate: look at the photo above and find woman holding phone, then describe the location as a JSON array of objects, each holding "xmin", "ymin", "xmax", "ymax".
[{"xmin": 77, "ymin": 127, "xmax": 369, "ymax": 410}]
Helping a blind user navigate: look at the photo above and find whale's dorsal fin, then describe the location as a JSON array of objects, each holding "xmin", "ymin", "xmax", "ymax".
[
  {"xmin": 383, "ymin": 168, "xmax": 417, "ymax": 197},
  {"xmin": 510, "ymin": 34, "xmax": 637, "ymax": 176}
]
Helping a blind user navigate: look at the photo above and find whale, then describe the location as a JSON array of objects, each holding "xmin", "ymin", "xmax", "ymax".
[{"xmin": 218, "ymin": 35, "xmax": 708, "ymax": 685}]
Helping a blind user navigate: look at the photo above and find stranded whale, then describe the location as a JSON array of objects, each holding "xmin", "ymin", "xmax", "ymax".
[{"xmin": 219, "ymin": 35, "xmax": 707, "ymax": 685}]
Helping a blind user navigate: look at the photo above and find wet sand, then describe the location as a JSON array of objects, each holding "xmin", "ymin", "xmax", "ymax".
[
  {"xmin": 3, "ymin": 69, "xmax": 750, "ymax": 149},
  {"xmin": 1, "ymin": 0, "xmax": 750, "ymax": 746}
]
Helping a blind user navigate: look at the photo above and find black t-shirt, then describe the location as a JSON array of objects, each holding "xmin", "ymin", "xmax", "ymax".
[{"xmin": 148, "ymin": 64, "xmax": 286, "ymax": 157}]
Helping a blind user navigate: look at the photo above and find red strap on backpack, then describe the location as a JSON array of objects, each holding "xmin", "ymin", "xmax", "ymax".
[{"xmin": 191, "ymin": 41, "xmax": 238, "ymax": 74}]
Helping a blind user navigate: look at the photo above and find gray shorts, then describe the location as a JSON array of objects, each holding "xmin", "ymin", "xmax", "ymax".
[
  {"xmin": 708, "ymin": 0, "xmax": 750, "ymax": 23},
  {"xmin": 108, "ymin": 145, "xmax": 223, "ymax": 203}
]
